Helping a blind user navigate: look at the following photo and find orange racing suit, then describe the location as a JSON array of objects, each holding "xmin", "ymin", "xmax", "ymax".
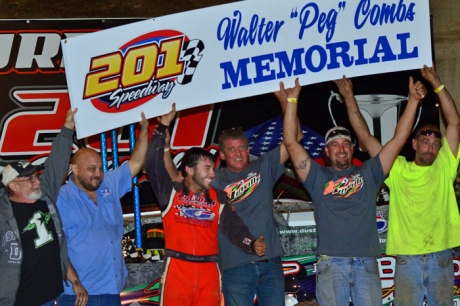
[{"xmin": 145, "ymin": 125, "xmax": 259, "ymax": 306}]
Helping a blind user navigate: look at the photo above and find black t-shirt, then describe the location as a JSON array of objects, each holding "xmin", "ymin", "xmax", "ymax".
[{"xmin": 11, "ymin": 199, "xmax": 63, "ymax": 306}]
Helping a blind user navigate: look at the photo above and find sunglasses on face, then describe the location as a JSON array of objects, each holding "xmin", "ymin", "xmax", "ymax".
[{"xmin": 417, "ymin": 129, "xmax": 442, "ymax": 139}]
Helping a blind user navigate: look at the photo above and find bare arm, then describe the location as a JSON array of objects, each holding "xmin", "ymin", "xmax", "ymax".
[
  {"xmin": 421, "ymin": 63, "xmax": 460, "ymax": 156},
  {"xmin": 128, "ymin": 112, "xmax": 149, "ymax": 177},
  {"xmin": 379, "ymin": 76, "xmax": 425, "ymax": 174},
  {"xmin": 282, "ymin": 89, "xmax": 312, "ymax": 182},
  {"xmin": 274, "ymin": 78, "xmax": 303, "ymax": 165},
  {"xmin": 334, "ymin": 76, "xmax": 382, "ymax": 157},
  {"xmin": 67, "ymin": 261, "xmax": 88, "ymax": 306}
]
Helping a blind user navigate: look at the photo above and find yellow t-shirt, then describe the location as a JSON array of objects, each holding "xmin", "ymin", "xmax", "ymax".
[{"xmin": 385, "ymin": 138, "xmax": 460, "ymax": 255}]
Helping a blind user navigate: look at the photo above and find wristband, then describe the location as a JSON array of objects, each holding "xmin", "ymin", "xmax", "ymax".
[
  {"xmin": 164, "ymin": 147, "xmax": 170, "ymax": 152},
  {"xmin": 434, "ymin": 84, "xmax": 445, "ymax": 94},
  {"xmin": 287, "ymin": 97, "xmax": 298, "ymax": 103}
]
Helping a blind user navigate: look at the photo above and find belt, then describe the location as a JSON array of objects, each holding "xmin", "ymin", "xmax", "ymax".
[
  {"xmin": 164, "ymin": 249, "xmax": 218, "ymax": 263},
  {"xmin": 252, "ymin": 259, "xmax": 270, "ymax": 264}
]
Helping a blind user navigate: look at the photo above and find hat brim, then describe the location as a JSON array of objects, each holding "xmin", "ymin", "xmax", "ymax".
[{"xmin": 17, "ymin": 164, "xmax": 44, "ymax": 177}]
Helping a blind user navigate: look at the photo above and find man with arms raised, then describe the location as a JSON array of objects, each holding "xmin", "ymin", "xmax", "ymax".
[
  {"xmin": 56, "ymin": 113, "xmax": 149, "ymax": 306},
  {"xmin": 341, "ymin": 64, "xmax": 460, "ymax": 305},
  {"xmin": 0, "ymin": 109, "xmax": 87, "ymax": 306},
  {"xmin": 159, "ymin": 81, "xmax": 303, "ymax": 305},
  {"xmin": 283, "ymin": 76, "xmax": 425, "ymax": 305},
  {"xmin": 145, "ymin": 106, "xmax": 266, "ymax": 305}
]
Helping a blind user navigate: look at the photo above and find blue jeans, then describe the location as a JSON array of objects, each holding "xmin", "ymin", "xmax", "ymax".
[
  {"xmin": 394, "ymin": 249, "xmax": 454, "ymax": 306},
  {"xmin": 315, "ymin": 256, "xmax": 382, "ymax": 306},
  {"xmin": 57, "ymin": 294, "xmax": 121, "ymax": 306},
  {"xmin": 222, "ymin": 256, "xmax": 285, "ymax": 306}
]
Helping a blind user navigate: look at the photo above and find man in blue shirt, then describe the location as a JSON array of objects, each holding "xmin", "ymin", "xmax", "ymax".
[{"xmin": 56, "ymin": 113, "xmax": 149, "ymax": 306}]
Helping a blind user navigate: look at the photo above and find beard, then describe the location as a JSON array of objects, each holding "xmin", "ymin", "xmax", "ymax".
[
  {"xmin": 76, "ymin": 175, "xmax": 102, "ymax": 191},
  {"xmin": 192, "ymin": 174, "xmax": 212, "ymax": 191},
  {"xmin": 23, "ymin": 189, "xmax": 42, "ymax": 201},
  {"xmin": 333, "ymin": 153, "xmax": 352, "ymax": 170},
  {"xmin": 335, "ymin": 159, "xmax": 351, "ymax": 170},
  {"xmin": 419, "ymin": 152, "xmax": 436, "ymax": 165}
]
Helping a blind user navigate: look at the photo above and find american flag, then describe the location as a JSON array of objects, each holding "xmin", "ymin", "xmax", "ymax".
[{"xmin": 244, "ymin": 115, "xmax": 326, "ymax": 158}]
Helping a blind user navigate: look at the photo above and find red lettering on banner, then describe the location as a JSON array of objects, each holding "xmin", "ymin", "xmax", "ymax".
[
  {"xmin": 171, "ymin": 104, "xmax": 213, "ymax": 148},
  {"xmin": 0, "ymin": 89, "xmax": 75, "ymax": 155},
  {"xmin": 0, "ymin": 89, "xmax": 213, "ymax": 157}
]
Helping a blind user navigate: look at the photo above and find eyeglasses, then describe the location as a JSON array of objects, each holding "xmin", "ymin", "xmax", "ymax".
[
  {"xmin": 13, "ymin": 174, "xmax": 42, "ymax": 183},
  {"xmin": 417, "ymin": 129, "xmax": 442, "ymax": 139}
]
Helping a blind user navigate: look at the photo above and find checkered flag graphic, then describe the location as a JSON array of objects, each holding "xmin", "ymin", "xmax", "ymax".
[{"xmin": 177, "ymin": 39, "xmax": 205, "ymax": 85}]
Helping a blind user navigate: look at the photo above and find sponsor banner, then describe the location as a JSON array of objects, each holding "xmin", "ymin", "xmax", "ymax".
[{"xmin": 61, "ymin": 0, "xmax": 432, "ymax": 138}]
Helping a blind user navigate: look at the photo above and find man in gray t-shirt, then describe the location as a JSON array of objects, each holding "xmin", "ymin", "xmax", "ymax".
[{"xmin": 282, "ymin": 76, "xmax": 425, "ymax": 306}]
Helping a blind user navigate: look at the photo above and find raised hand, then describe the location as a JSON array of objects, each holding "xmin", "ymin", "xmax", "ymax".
[
  {"xmin": 274, "ymin": 78, "xmax": 301, "ymax": 113},
  {"xmin": 408, "ymin": 76, "xmax": 427, "ymax": 100},
  {"xmin": 333, "ymin": 75, "xmax": 354, "ymax": 101},
  {"xmin": 139, "ymin": 112, "xmax": 149, "ymax": 132},
  {"xmin": 160, "ymin": 103, "xmax": 177, "ymax": 126},
  {"xmin": 64, "ymin": 108, "xmax": 78, "ymax": 130},
  {"xmin": 420, "ymin": 62, "xmax": 442, "ymax": 89}
]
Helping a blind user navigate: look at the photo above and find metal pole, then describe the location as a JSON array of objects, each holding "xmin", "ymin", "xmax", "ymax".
[
  {"xmin": 100, "ymin": 132, "xmax": 108, "ymax": 173},
  {"xmin": 129, "ymin": 124, "xmax": 142, "ymax": 249},
  {"xmin": 111, "ymin": 129, "xmax": 119, "ymax": 169}
]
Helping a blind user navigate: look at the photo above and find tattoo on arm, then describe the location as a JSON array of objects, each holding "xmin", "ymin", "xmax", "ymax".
[
  {"xmin": 353, "ymin": 110, "xmax": 365, "ymax": 125},
  {"xmin": 296, "ymin": 157, "xmax": 310, "ymax": 170}
]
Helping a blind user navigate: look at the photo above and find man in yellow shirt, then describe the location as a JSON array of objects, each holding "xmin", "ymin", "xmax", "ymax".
[{"xmin": 338, "ymin": 64, "xmax": 460, "ymax": 305}]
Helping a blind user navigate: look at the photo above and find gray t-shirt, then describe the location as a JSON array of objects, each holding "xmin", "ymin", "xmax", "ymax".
[
  {"xmin": 214, "ymin": 147, "xmax": 285, "ymax": 271},
  {"xmin": 303, "ymin": 155, "xmax": 384, "ymax": 257}
]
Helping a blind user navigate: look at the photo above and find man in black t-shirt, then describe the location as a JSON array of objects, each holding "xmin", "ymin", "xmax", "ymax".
[{"xmin": 0, "ymin": 109, "xmax": 87, "ymax": 306}]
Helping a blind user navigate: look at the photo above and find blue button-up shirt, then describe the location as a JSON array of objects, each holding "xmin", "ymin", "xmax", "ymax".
[{"xmin": 57, "ymin": 163, "xmax": 132, "ymax": 294}]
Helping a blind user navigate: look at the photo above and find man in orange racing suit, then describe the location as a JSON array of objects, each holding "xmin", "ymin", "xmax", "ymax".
[{"xmin": 145, "ymin": 106, "xmax": 266, "ymax": 306}]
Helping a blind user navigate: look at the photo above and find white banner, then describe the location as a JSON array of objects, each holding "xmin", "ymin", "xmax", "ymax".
[{"xmin": 62, "ymin": 0, "xmax": 432, "ymax": 139}]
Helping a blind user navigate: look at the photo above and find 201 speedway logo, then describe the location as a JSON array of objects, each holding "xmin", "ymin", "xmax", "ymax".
[{"xmin": 83, "ymin": 30, "xmax": 204, "ymax": 113}]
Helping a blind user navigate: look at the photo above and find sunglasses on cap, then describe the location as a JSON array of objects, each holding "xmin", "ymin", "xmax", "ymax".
[
  {"xmin": 325, "ymin": 128, "xmax": 352, "ymax": 145},
  {"xmin": 417, "ymin": 129, "xmax": 442, "ymax": 139}
]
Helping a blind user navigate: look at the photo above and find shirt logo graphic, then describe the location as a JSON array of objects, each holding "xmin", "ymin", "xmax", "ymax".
[
  {"xmin": 176, "ymin": 205, "xmax": 215, "ymax": 221},
  {"xmin": 101, "ymin": 188, "xmax": 112, "ymax": 197},
  {"xmin": 323, "ymin": 174, "xmax": 363, "ymax": 198},
  {"xmin": 224, "ymin": 172, "xmax": 261, "ymax": 204},
  {"xmin": 22, "ymin": 211, "xmax": 54, "ymax": 248}
]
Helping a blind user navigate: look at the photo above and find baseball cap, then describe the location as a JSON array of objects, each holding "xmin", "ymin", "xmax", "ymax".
[
  {"xmin": 1, "ymin": 161, "xmax": 43, "ymax": 186},
  {"xmin": 325, "ymin": 126, "xmax": 352, "ymax": 145}
]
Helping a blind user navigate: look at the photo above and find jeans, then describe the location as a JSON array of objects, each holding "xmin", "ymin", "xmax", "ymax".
[
  {"xmin": 315, "ymin": 256, "xmax": 382, "ymax": 306},
  {"xmin": 57, "ymin": 294, "xmax": 121, "ymax": 306},
  {"xmin": 222, "ymin": 256, "xmax": 285, "ymax": 306},
  {"xmin": 394, "ymin": 249, "xmax": 454, "ymax": 306}
]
